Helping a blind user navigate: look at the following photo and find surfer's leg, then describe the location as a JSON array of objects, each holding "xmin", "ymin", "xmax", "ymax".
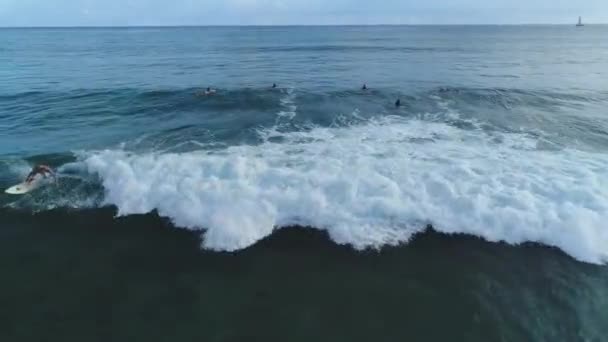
[{"xmin": 25, "ymin": 172, "xmax": 35, "ymax": 183}]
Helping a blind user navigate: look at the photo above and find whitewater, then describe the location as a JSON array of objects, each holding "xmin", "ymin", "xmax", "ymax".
[{"xmin": 75, "ymin": 110, "xmax": 607, "ymax": 264}]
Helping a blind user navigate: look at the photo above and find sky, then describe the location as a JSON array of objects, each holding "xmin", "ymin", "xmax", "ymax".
[{"xmin": 0, "ymin": 0, "xmax": 606, "ymax": 26}]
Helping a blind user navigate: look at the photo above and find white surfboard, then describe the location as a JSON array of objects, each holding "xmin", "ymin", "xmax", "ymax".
[{"xmin": 5, "ymin": 178, "xmax": 44, "ymax": 195}]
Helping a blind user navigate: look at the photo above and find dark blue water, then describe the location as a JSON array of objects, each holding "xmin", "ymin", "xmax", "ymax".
[{"xmin": 1, "ymin": 26, "xmax": 607, "ymax": 341}]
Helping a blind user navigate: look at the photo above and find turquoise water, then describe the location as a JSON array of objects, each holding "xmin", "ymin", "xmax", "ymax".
[{"xmin": 1, "ymin": 26, "xmax": 607, "ymax": 341}]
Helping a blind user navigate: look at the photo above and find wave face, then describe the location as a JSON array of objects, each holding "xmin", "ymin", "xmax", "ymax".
[
  {"xmin": 2, "ymin": 85, "xmax": 608, "ymax": 264},
  {"xmin": 78, "ymin": 112, "xmax": 608, "ymax": 264}
]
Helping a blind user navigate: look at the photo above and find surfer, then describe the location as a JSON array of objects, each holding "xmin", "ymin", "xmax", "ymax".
[
  {"xmin": 362, "ymin": 84, "xmax": 367, "ymax": 90},
  {"xmin": 395, "ymin": 98, "xmax": 401, "ymax": 107},
  {"xmin": 272, "ymin": 83, "xmax": 277, "ymax": 88},
  {"xmin": 25, "ymin": 165, "xmax": 55, "ymax": 184},
  {"xmin": 197, "ymin": 87, "xmax": 216, "ymax": 96}
]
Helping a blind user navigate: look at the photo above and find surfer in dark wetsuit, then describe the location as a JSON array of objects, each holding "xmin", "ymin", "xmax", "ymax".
[
  {"xmin": 272, "ymin": 83, "xmax": 277, "ymax": 88},
  {"xmin": 362, "ymin": 84, "xmax": 367, "ymax": 90},
  {"xmin": 395, "ymin": 98, "xmax": 401, "ymax": 107},
  {"xmin": 26, "ymin": 165, "xmax": 54, "ymax": 184}
]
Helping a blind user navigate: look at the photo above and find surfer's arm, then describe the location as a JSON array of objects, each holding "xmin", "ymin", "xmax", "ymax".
[
  {"xmin": 40, "ymin": 165, "xmax": 54, "ymax": 176},
  {"xmin": 44, "ymin": 169, "xmax": 57, "ymax": 180}
]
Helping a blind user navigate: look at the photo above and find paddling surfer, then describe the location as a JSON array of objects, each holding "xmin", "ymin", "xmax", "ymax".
[{"xmin": 197, "ymin": 87, "xmax": 216, "ymax": 97}]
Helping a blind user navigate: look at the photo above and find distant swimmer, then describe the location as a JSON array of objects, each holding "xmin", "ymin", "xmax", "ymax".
[
  {"xmin": 362, "ymin": 84, "xmax": 367, "ymax": 90},
  {"xmin": 25, "ymin": 164, "xmax": 54, "ymax": 184},
  {"xmin": 197, "ymin": 87, "xmax": 216, "ymax": 97},
  {"xmin": 395, "ymin": 99, "xmax": 401, "ymax": 107},
  {"xmin": 272, "ymin": 83, "xmax": 277, "ymax": 88}
]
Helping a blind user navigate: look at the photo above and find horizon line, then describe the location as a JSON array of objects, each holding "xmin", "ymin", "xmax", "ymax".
[{"xmin": 1, "ymin": 23, "xmax": 606, "ymax": 29}]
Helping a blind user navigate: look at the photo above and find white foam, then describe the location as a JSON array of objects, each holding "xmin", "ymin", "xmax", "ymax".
[
  {"xmin": 5, "ymin": 159, "xmax": 32, "ymax": 179},
  {"xmin": 83, "ymin": 117, "xmax": 608, "ymax": 264},
  {"xmin": 276, "ymin": 88, "xmax": 297, "ymax": 120}
]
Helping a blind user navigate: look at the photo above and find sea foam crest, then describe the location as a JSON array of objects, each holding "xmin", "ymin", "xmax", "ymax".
[{"xmin": 84, "ymin": 117, "xmax": 608, "ymax": 264}]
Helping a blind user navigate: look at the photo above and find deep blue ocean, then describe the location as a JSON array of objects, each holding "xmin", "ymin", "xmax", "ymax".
[{"xmin": 1, "ymin": 26, "xmax": 607, "ymax": 341}]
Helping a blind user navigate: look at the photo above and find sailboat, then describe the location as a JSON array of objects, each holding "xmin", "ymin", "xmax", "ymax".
[{"xmin": 576, "ymin": 16, "xmax": 584, "ymax": 27}]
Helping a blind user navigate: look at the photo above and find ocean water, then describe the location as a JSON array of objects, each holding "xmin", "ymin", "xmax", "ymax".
[{"xmin": 1, "ymin": 26, "xmax": 608, "ymax": 341}]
